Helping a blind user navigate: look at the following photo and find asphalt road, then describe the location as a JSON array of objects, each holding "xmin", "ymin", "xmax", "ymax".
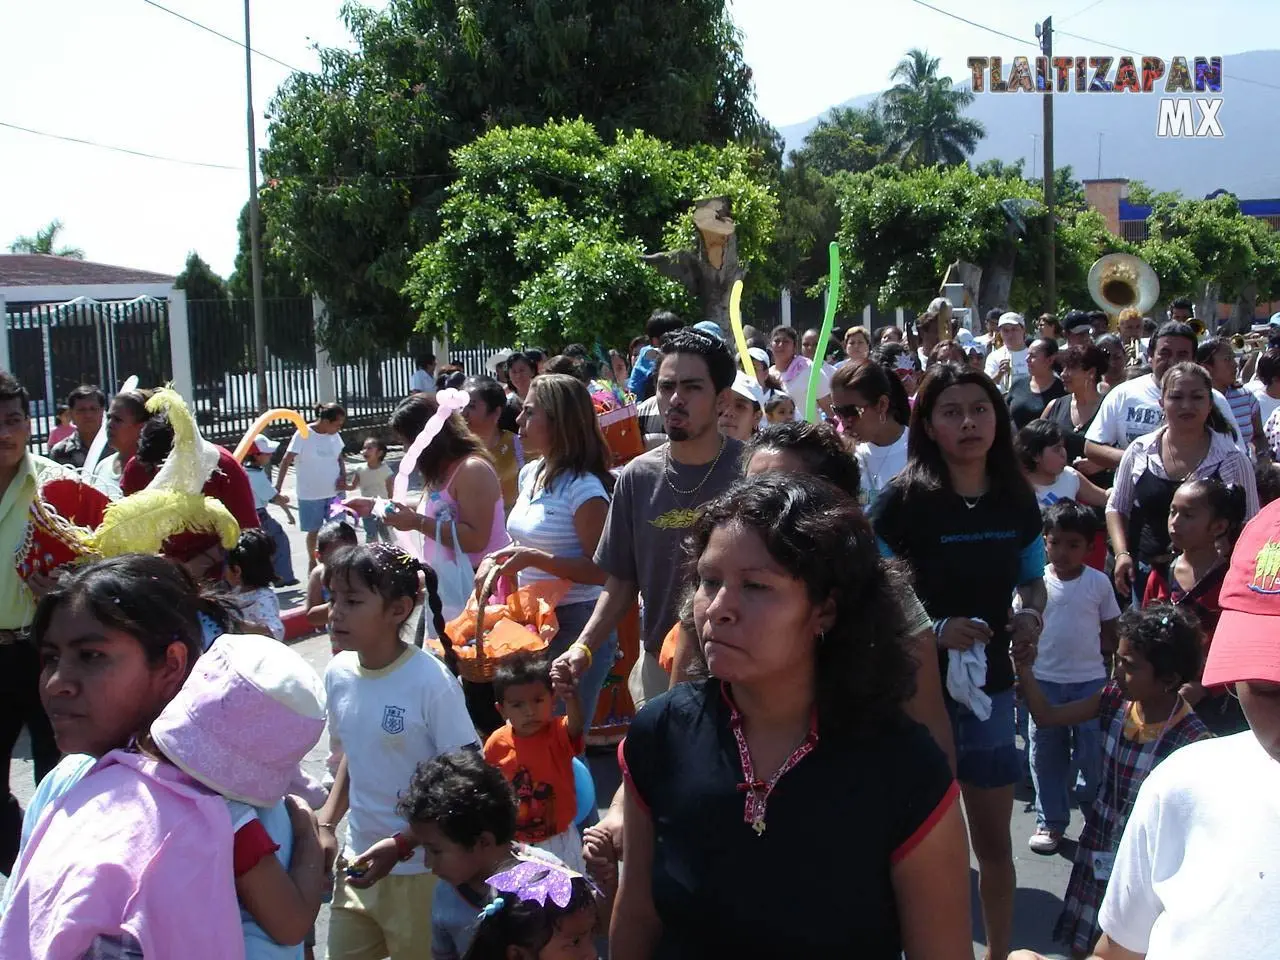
[{"xmin": 3, "ymin": 458, "xmax": 1078, "ymax": 958}]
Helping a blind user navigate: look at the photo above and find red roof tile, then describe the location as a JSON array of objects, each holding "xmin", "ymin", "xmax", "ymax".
[{"xmin": 0, "ymin": 254, "xmax": 175, "ymax": 288}]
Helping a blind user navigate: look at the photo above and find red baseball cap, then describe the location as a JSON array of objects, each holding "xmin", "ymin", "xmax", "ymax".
[{"xmin": 1204, "ymin": 498, "xmax": 1280, "ymax": 686}]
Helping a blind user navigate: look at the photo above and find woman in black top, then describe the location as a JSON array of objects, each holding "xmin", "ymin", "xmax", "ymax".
[
  {"xmin": 1044, "ymin": 343, "xmax": 1112, "ymax": 490},
  {"xmin": 1006, "ymin": 338, "xmax": 1066, "ymax": 427},
  {"xmin": 614, "ymin": 475, "xmax": 969, "ymax": 959},
  {"xmin": 870, "ymin": 363, "xmax": 1046, "ymax": 960}
]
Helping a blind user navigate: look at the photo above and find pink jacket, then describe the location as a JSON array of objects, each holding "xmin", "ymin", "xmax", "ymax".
[{"xmin": 0, "ymin": 750, "xmax": 245, "ymax": 960}]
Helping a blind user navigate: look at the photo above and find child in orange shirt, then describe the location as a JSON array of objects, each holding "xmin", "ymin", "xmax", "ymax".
[{"xmin": 483, "ymin": 653, "xmax": 586, "ymax": 874}]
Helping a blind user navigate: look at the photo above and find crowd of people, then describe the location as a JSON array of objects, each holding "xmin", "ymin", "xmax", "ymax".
[{"xmin": 1, "ymin": 294, "xmax": 1280, "ymax": 960}]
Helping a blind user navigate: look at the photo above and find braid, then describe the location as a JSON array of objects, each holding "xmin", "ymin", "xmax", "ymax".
[{"xmin": 419, "ymin": 561, "xmax": 457, "ymax": 673}]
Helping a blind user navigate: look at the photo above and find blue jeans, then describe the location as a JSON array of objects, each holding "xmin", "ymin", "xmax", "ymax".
[
  {"xmin": 547, "ymin": 599, "xmax": 618, "ymax": 732},
  {"xmin": 1028, "ymin": 676, "xmax": 1107, "ymax": 832},
  {"xmin": 947, "ymin": 687, "xmax": 1021, "ymax": 789},
  {"xmin": 257, "ymin": 509, "xmax": 295, "ymax": 583}
]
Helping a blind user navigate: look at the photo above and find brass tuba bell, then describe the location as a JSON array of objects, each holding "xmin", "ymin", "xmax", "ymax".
[{"xmin": 1088, "ymin": 253, "xmax": 1161, "ymax": 317}]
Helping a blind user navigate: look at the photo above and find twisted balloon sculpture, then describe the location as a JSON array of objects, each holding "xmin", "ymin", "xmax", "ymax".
[
  {"xmin": 804, "ymin": 243, "xmax": 842, "ymax": 423},
  {"xmin": 729, "ymin": 279, "xmax": 753, "ymax": 378},
  {"xmin": 232, "ymin": 408, "xmax": 311, "ymax": 462},
  {"xmin": 387, "ymin": 388, "xmax": 470, "ymax": 552}
]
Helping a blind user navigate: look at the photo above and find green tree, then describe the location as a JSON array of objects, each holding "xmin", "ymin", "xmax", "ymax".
[
  {"xmin": 8, "ymin": 219, "xmax": 84, "ymax": 258},
  {"xmin": 792, "ymin": 105, "xmax": 887, "ymax": 176},
  {"xmin": 1029, "ymin": 165, "xmax": 1087, "ymax": 214},
  {"xmin": 973, "ymin": 158, "xmax": 1026, "ymax": 180},
  {"xmin": 261, "ymin": 0, "xmax": 769, "ymax": 357},
  {"xmin": 770, "ymin": 156, "xmax": 841, "ymax": 294},
  {"xmin": 405, "ymin": 119, "xmax": 777, "ymax": 347},
  {"xmin": 881, "ymin": 49, "xmax": 985, "ymax": 168},
  {"xmin": 228, "ymin": 203, "xmax": 306, "ymax": 301},
  {"xmin": 173, "ymin": 251, "xmax": 228, "ymax": 302}
]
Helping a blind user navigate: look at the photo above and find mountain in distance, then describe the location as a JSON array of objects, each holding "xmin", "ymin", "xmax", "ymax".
[{"xmin": 775, "ymin": 50, "xmax": 1280, "ymax": 200}]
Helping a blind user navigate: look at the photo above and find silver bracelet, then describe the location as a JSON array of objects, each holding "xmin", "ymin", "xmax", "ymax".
[{"xmin": 1012, "ymin": 608, "xmax": 1044, "ymax": 630}]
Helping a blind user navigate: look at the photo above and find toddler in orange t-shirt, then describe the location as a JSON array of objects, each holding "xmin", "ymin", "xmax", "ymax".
[{"xmin": 483, "ymin": 652, "xmax": 586, "ymax": 873}]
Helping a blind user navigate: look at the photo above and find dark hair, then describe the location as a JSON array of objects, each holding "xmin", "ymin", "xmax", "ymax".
[
  {"xmin": 524, "ymin": 348, "xmax": 546, "ymax": 367},
  {"xmin": 0, "ymin": 372, "xmax": 31, "ymax": 418},
  {"xmin": 437, "ymin": 366, "xmax": 467, "ymax": 391},
  {"xmin": 416, "ymin": 354, "xmax": 436, "ymax": 370},
  {"xmin": 831, "ymin": 359, "xmax": 911, "ymax": 427},
  {"xmin": 1178, "ymin": 476, "xmax": 1248, "ymax": 548},
  {"xmin": 463, "ymin": 376, "xmax": 507, "ymax": 415},
  {"xmin": 927, "ymin": 340, "xmax": 965, "ymax": 368},
  {"xmin": 463, "ymin": 874, "xmax": 596, "ymax": 960},
  {"xmin": 1037, "ymin": 314, "xmax": 1063, "ymax": 339},
  {"xmin": 1170, "ymin": 297, "xmax": 1195, "ymax": 313},
  {"xmin": 627, "ymin": 335, "xmax": 648, "ymax": 358},
  {"xmin": 1031, "ymin": 337, "xmax": 1059, "ymax": 361},
  {"xmin": 543, "ymin": 355, "xmax": 586, "ymax": 381},
  {"xmin": 1118, "ymin": 604, "xmax": 1203, "ymax": 688},
  {"xmin": 67, "ymin": 384, "xmax": 105, "ymax": 409},
  {"xmin": 316, "ymin": 403, "xmax": 346, "ymax": 423},
  {"xmin": 56, "ymin": 403, "xmax": 69, "ymax": 417},
  {"xmin": 135, "ymin": 414, "xmax": 175, "ymax": 467},
  {"xmin": 1095, "ymin": 333, "xmax": 1123, "ymax": 357},
  {"xmin": 1015, "ymin": 419, "xmax": 1064, "ymax": 472},
  {"xmin": 563, "ymin": 343, "xmax": 589, "ymax": 359},
  {"xmin": 32, "ymin": 554, "xmax": 243, "ymax": 665},
  {"xmin": 645, "ymin": 310, "xmax": 683, "ymax": 342},
  {"xmin": 363, "ymin": 436, "xmax": 389, "ymax": 460},
  {"xmin": 685, "ymin": 475, "xmax": 915, "ymax": 734},
  {"xmin": 873, "ymin": 341, "xmax": 915, "ymax": 374},
  {"xmin": 1043, "ymin": 498, "xmax": 1100, "ymax": 541},
  {"xmin": 324, "ymin": 543, "xmax": 449, "ymax": 659},
  {"xmin": 112, "ymin": 389, "xmax": 151, "ymax": 424},
  {"xmin": 389, "ymin": 393, "xmax": 490, "ymax": 486},
  {"xmin": 396, "ymin": 749, "xmax": 516, "ymax": 846},
  {"xmin": 985, "ymin": 308, "xmax": 1005, "ymax": 324},
  {"xmin": 1256, "ymin": 349, "xmax": 1280, "ymax": 387},
  {"xmin": 1257, "ymin": 461, "xmax": 1280, "ymax": 508},
  {"xmin": 228, "ymin": 528, "xmax": 276, "ymax": 589},
  {"xmin": 1160, "ymin": 362, "xmax": 1236, "ymax": 438},
  {"xmin": 659, "ymin": 328, "xmax": 736, "ymax": 393},
  {"xmin": 770, "ymin": 325, "xmax": 799, "ymax": 348},
  {"xmin": 901, "ymin": 363, "xmax": 1035, "ymax": 508},
  {"xmin": 1195, "ymin": 336, "xmax": 1232, "ymax": 367},
  {"xmin": 1060, "ymin": 343, "xmax": 1109, "ymax": 384},
  {"xmin": 743, "ymin": 421, "xmax": 860, "ymax": 498},
  {"xmin": 317, "ymin": 518, "xmax": 359, "ymax": 553},
  {"xmin": 492, "ymin": 652, "xmax": 553, "ymax": 702},
  {"xmin": 1151, "ymin": 321, "xmax": 1198, "ymax": 353},
  {"xmin": 506, "ymin": 352, "xmax": 536, "ymax": 377}
]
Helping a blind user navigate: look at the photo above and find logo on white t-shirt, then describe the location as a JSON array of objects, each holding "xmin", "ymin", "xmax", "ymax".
[{"xmin": 381, "ymin": 705, "xmax": 406, "ymax": 735}]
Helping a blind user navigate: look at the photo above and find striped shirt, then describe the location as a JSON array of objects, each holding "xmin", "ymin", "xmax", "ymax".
[
  {"xmin": 1224, "ymin": 385, "xmax": 1259, "ymax": 450},
  {"xmin": 1106, "ymin": 426, "xmax": 1259, "ymax": 521},
  {"xmin": 506, "ymin": 461, "xmax": 611, "ymax": 606}
]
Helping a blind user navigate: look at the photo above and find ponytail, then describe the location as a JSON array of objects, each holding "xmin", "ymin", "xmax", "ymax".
[
  {"xmin": 1182, "ymin": 476, "xmax": 1248, "ymax": 551},
  {"xmin": 419, "ymin": 562, "xmax": 457, "ymax": 672}
]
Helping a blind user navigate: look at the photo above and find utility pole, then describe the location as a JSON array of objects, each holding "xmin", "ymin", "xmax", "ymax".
[
  {"xmin": 1037, "ymin": 15, "xmax": 1056, "ymax": 315},
  {"xmin": 1030, "ymin": 133, "xmax": 1039, "ymax": 180},
  {"xmin": 244, "ymin": 0, "xmax": 269, "ymax": 413},
  {"xmin": 1097, "ymin": 132, "xmax": 1104, "ymax": 179}
]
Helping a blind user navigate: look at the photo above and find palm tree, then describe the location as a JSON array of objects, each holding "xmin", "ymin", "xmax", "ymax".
[
  {"xmin": 796, "ymin": 103, "xmax": 889, "ymax": 176},
  {"xmin": 881, "ymin": 48, "xmax": 985, "ymax": 169},
  {"xmin": 8, "ymin": 219, "xmax": 85, "ymax": 259}
]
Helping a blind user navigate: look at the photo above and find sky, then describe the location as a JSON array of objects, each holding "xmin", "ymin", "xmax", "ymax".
[{"xmin": 2, "ymin": 0, "xmax": 1276, "ymax": 280}]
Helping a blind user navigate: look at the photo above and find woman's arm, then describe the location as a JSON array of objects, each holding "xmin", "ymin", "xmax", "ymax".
[
  {"xmin": 1107, "ymin": 509, "xmax": 1135, "ymax": 597},
  {"xmin": 236, "ymin": 797, "xmax": 325, "ymax": 946},
  {"xmin": 1084, "ymin": 439, "xmax": 1126, "ymax": 470},
  {"xmin": 316, "ymin": 755, "xmax": 350, "ymax": 876},
  {"xmin": 609, "ymin": 783, "xmax": 662, "ymax": 960},
  {"xmin": 441, "ymin": 457, "xmax": 502, "ymax": 554},
  {"xmin": 893, "ymin": 797, "xmax": 972, "ymax": 959},
  {"xmin": 1076, "ymin": 474, "xmax": 1111, "ymax": 509},
  {"xmin": 304, "ymin": 567, "xmax": 329, "ymax": 627},
  {"xmin": 903, "ymin": 629, "xmax": 956, "ymax": 774},
  {"xmin": 488, "ymin": 497, "xmax": 610, "ymax": 586}
]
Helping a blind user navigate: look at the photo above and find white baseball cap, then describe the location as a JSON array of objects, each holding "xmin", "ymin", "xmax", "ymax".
[
  {"xmin": 729, "ymin": 372, "xmax": 765, "ymax": 407},
  {"xmin": 747, "ymin": 346, "xmax": 770, "ymax": 366},
  {"xmin": 252, "ymin": 436, "xmax": 278, "ymax": 454},
  {"xmin": 998, "ymin": 312, "xmax": 1025, "ymax": 329}
]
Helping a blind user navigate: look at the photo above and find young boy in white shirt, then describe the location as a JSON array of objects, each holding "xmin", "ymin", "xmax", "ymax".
[{"xmin": 1027, "ymin": 500, "xmax": 1120, "ymax": 855}]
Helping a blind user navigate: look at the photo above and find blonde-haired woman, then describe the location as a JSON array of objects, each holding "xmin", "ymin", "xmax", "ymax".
[{"xmin": 477, "ymin": 373, "xmax": 619, "ymax": 721}]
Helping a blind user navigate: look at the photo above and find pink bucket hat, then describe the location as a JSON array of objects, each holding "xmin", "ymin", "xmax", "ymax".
[{"xmin": 151, "ymin": 634, "xmax": 326, "ymax": 808}]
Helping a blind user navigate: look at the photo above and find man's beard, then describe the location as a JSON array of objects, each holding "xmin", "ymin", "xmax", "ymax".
[{"xmin": 666, "ymin": 424, "xmax": 691, "ymax": 441}]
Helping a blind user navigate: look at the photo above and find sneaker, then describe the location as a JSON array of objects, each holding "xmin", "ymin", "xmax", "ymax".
[{"xmin": 1028, "ymin": 828, "xmax": 1062, "ymax": 854}]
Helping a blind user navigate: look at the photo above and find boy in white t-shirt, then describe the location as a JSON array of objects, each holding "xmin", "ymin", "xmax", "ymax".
[
  {"xmin": 277, "ymin": 404, "xmax": 348, "ymax": 568},
  {"xmin": 1020, "ymin": 497, "xmax": 1280, "ymax": 960},
  {"xmin": 1026, "ymin": 501, "xmax": 1120, "ymax": 855}
]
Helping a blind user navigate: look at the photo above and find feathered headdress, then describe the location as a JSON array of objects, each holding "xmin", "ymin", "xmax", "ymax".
[{"xmin": 88, "ymin": 386, "xmax": 240, "ymax": 557}]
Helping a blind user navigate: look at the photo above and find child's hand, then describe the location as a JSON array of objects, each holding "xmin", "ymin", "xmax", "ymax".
[
  {"xmin": 272, "ymin": 493, "xmax": 290, "ymax": 506},
  {"xmin": 345, "ymin": 836, "xmax": 401, "ymax": 889},
  {"xmin": 1010, "ymin": 635, "xmax": 1038, "ymax": 668},
  {"xmin": 1179, "ymin": 681, "xmax": 1207, "ymax": 706},
  {"xmin": 582, "ymin": 822, "xmax": 620, "ymax": 898}
]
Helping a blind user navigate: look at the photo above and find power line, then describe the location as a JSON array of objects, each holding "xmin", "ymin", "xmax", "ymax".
[
  {"xmin": 1058, "ymin": 0, "xmax": 1107, "ymax": 25},
  {"xmin": 140, "ymin": 0, "xmax": 306, "ymax": 74},
  {"xmin": 1054, "ymin": 29, "xmax": 1280, "ymax": 91},
  {"xmin": 902, "ymin": 0, "xmax": 1038, "ymax": 48},
  {"xmin": 0, "ymin": 119, "xmax": 241, "ymax": 170}
]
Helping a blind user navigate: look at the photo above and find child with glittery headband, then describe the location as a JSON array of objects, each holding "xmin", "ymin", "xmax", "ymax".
[
  {"xmin": 464, "ymin": 851, "xmax": 598, "ymax": 960},
  {"xmin": 314, "ymin": 542, "xmax": 479, "ymax": 958}
]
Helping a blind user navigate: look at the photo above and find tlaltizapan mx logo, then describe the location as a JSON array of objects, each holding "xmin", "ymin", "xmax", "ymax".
[{"xmin": 967, "ymin": 55, "xmax": 1224, "ymax": 139}]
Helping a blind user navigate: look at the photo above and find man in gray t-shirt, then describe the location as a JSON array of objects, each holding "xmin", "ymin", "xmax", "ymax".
[{"xmin": 552, "ymin": 327, "xmax": 740, "ymax": 708}]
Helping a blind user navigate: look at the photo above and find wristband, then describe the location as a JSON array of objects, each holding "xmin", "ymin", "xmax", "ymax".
[
  {"xmin": 392, "ymin": 832, "xmax": 416, "ymax": 862},
  {"xmin": 571, "ymin": 641, "xmax": 593, "ymax": 668},
  {"xmin": 1012, "ymin": 608, "xmax": 1044, "ymax": 631},
  {"xmin": 932, "ymin": 618, "xmax": 950, "ymax": 647},
  {"xmin": 1115, "ymin": 551, "xmax": 1131, "ymax": 559}
]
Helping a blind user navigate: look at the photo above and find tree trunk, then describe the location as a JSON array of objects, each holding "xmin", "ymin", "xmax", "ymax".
[
  {"xmin": 979, "ymin": 247, "xmax": 1016, "ymax": 317},
  {"xmin": 1231, "ymin": 284, "xmax": 1257, "ymax": 334},
  {"xmin": 642, "ymin": 196, "xmax": 742, "ymax": 335},
  {"xmin": 1199, "ymin": 282, "xmax": 1220, "ymax": 335}
]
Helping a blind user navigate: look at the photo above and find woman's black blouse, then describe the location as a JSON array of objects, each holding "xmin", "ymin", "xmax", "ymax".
[{"xmin": 620, "ymin": 679, "xmax": 956, "ymax": 959}]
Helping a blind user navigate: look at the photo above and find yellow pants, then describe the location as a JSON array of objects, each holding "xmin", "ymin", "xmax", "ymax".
[{"xmin": 328, "ymin": 868, "xmax": 438, "ymax": 960}]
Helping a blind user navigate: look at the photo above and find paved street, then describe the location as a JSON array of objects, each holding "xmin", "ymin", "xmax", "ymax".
[{"xmin": 4, "ymin": 453, "xmax": 1079, "ymax": 958}]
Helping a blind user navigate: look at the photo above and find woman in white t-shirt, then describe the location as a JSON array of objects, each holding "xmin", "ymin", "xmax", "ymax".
[
  {"xmin": 475, "ymin": 373, "xmax": 619, "ymax": 724},
  {"xmin": 830, "ymin": 358, "xmax": 911, "ymax": 509},
  {"xmin": 276, "ymin": 403, "xmax": 347, "ymax": 567},
  {"xmin": 769, "ymin": 326, "xmax": 832, "ymax": 420}
]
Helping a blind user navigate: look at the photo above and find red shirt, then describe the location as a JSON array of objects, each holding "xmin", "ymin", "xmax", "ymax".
[
  {"xmin": 121, "ymin": 446, "xmax": 259, "ymax": 562},
  {"xmin": 1142, "ymin": 560, "xmax": 1226, "ymax": 641},
  {"xmin": 484, "ymin": 717, "xmax": 582, "ymax": 841}
]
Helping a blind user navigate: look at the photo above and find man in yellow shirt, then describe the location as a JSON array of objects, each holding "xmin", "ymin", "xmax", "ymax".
[{"xmin": 0, "ymin": 373, "xmax": 65, "ymax": 872}]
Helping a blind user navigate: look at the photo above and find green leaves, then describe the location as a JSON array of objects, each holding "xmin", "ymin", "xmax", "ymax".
[{"xmin": 405, "ymin": 119, "xmax": 774, "ymax": 347}]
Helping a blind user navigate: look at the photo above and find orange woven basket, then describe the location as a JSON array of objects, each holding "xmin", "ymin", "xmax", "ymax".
[{"xmin": 436, "ymin": 568, "xmax": 565, "ymax": 683}]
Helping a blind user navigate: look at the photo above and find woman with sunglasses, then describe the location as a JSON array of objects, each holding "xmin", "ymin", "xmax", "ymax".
[{"xmin": 832, "ymin": 359, "xmax": 912, "ymax": 510}]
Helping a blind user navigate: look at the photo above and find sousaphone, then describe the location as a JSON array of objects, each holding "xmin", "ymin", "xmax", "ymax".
[{"xmin": 1088, "ymin": 253, "xmax": 1160, "ymax": 316}]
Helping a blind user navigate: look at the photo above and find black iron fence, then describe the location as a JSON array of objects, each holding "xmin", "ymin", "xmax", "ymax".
[{"xmin": 8, "ymin": 298, "xmax": 172, "ymax": 450}]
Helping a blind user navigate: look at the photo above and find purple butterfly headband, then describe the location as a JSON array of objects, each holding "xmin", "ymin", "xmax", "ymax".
[{"xmin": 485, "ymin": 854, "xmax": 584, "ymax": 911}]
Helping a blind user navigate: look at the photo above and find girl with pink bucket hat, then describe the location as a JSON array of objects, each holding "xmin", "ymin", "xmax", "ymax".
[{"xmin": 148, "ymin": 632, "xmax": 330, "ymax": 960}]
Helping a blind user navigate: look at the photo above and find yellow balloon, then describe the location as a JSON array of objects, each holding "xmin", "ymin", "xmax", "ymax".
[
  {"xmin": 232, "ymin": 408, "xmax": 310, "ymax": 462},
  {"xmin": 729, "ymin": 279, "xmax": 753, "ymax": 378}
]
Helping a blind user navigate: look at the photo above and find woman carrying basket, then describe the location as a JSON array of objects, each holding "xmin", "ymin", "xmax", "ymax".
[{"xmin": 474, "ymin": 373, "xmax": 619, "ymax": 727}]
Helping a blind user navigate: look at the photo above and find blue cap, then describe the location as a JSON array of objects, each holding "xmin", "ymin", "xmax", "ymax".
[
  {"xmin": 1270, "ymin": 312, "xmax": 1280, "ymax": 327},
  {"xmin": 693, "ymin": 320, "xmax": 726, "ymax": 341}
]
